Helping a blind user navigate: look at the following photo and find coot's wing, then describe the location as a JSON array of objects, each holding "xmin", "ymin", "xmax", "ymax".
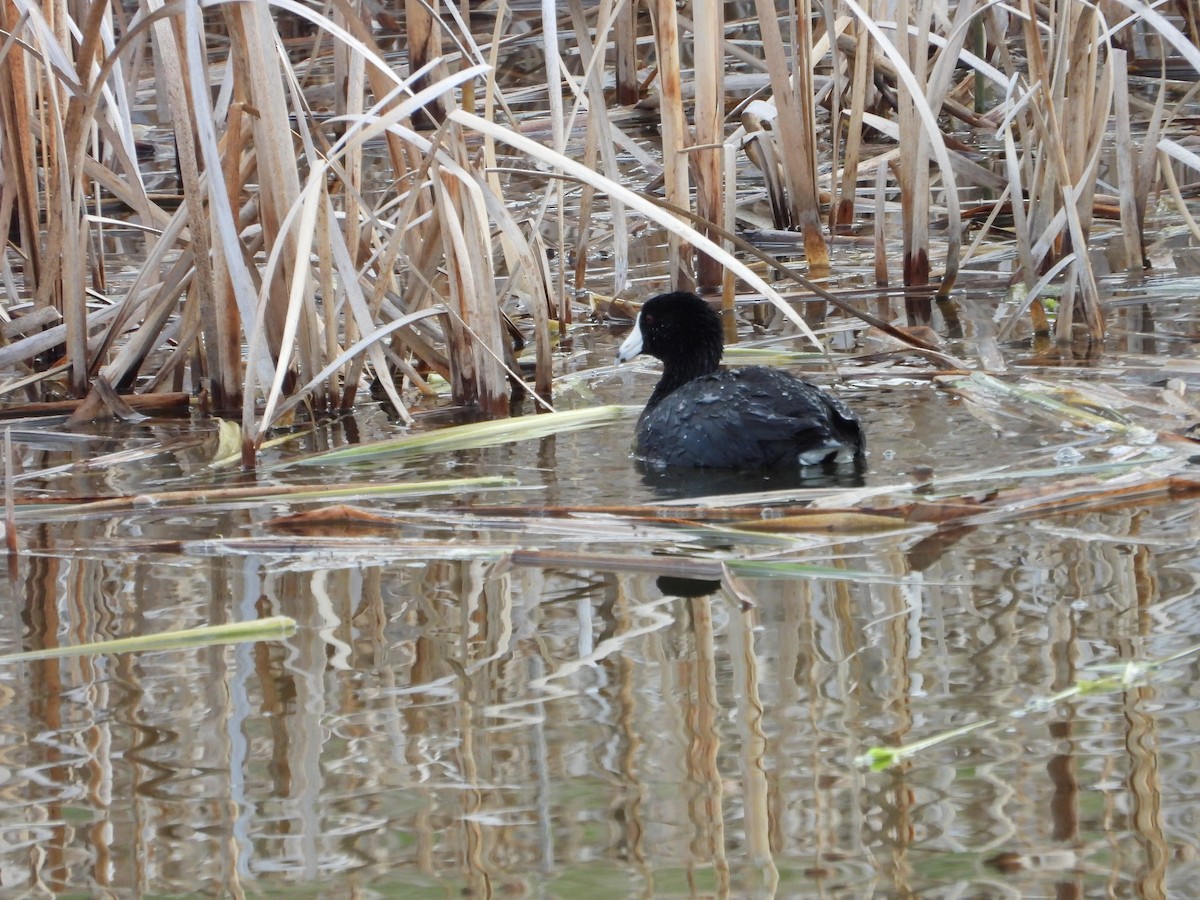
[
  {"xmin": 635, "ymin": 368, "xmax": 862, "ymax": 468},
  {"xmin": 766, "ymin": 369, "xmax": 864, "ymax": 460}
]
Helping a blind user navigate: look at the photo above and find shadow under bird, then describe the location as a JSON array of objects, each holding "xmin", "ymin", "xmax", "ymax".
[{"xmin": 617, "ymin": 291, "xmax": 864, "ymax": 470}]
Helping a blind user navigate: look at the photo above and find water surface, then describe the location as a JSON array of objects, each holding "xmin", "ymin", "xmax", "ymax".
[{"xmin": 3, "ymin": 296, "xmax": 1200, "ymax": 898}]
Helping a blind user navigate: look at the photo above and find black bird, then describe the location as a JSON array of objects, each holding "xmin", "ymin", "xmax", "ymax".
[{"xmin": 617, "ymin": 291, "xmax": 864, "ymax": 469}]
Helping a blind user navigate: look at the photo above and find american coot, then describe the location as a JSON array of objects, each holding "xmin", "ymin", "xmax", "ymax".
[{"xmin": 617, "ymin": 291, "xmax": 865, "ymax": 469}]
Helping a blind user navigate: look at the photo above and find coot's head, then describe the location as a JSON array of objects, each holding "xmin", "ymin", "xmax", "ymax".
[{"xmin": 616, "ymin": 291, "xmax": 724, "ymax": 374}]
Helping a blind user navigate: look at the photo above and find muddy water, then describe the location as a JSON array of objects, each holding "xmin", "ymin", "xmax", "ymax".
[{"xmin": 2, "ymin": 286, "xmax": 1200, "ymax": 898}]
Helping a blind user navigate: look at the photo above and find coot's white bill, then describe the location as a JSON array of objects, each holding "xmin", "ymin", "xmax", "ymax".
[{"xmin": 617, "ymin": 315, "xmax": 643, "ymax": 362}]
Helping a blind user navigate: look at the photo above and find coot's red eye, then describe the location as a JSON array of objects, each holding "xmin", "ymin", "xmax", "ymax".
[{"xmin": 643, "ymin": 314, "xmax": 654, "ymax": 326}]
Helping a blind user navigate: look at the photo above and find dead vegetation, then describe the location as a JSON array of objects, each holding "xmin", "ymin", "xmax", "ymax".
[{"xmin": 0, "ymin": 0, "xmax": 1198, "ymax": 468}]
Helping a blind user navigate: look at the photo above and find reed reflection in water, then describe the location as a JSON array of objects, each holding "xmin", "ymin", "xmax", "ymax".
[{"xmin": 2, "ymin": 501, "xmax": 1200, "ymax": 896}]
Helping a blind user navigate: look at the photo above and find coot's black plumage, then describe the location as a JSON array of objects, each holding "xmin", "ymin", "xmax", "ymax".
[{"xmin": 617, "ymin": 291, "xmax": 864, "ymax": 469}]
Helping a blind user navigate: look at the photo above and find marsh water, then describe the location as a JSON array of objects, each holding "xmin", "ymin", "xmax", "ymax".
[{"xmin": 4, "ymin": 266, "xmax": 1200, "ymax": 898}]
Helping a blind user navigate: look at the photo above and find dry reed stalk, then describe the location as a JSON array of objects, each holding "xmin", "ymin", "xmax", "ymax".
[
  {"xmin": 223, "ymin": 2, "xmax": 309, "ymax": 358},
  {"xmin": 3, "ymin": 427, "xmax": 15, "ymax": 559},
  {"xmin": 541, "ymin": 0, "xmax": 570, "ymax": 324},
  {"xmin": 996, "ymin": 86, "xmax": 1041, "ymax": 331},
  {"xmin": 12, "ymin": 0, "xmax": 75, "ymax": 392},
  {"xmin": 156, "ymin": 0, "xmax": 231, "ymax": 402},
  {"xmin": 818, "ymin": 3, "xmax": 848, "ymax": 225},
  {"xmin": 333, "ymin": 9, "xmax": 367, "ymax": 405},
  {"xmin": 840, "ymin": 0, "xmax": 966, "ymax": 305},
  {"xmin": 405, "ymin": 0, "xmax": 447, "ymax": 126},
  {"xmin": 22, "ymin": 0, "xmax": 156, "ymax": 394},
  {"xmin": 479, "ymin": 0, "xmax": 544, "ymax": 353},
  {"xmin": 569, "ymin": 0, "xmax": 630, "ymax": 297},
  {"xmin": 739, "ymin": 103, "xmax": 789, "ymax": 231},
  {"xmin": 1111, "ymin": 50, "xmax": 1143, "ymax": 270},
  {"xmin": 0, "ymin": 1, "xmax": 42, "ymax": 294},
  {"xmin": 457, "ymin": 3, "xmax": 477, "ymax": 116},
  {"xmin": 1014, "ymin": 0, "xmax": 1107, "ymax": 341},
  {"xmin": 310, "ymin": 203, "xmax": 355, "ymax": 416},
  {"xmin": 273, "ymin": 57, "xmax": 493, "ymax": 429},
  {"xmin": 614, "ymin": 0, "xmax": 640, "ymax": 105},
  {"xmin": 1115, "ymin": 47, "xmax": 1172, "ymax": 271},
  {"xmin": 835, "ymin": 15, "xmax": 874, "ymax": 229},
  {"xmin": 288, "ymin": 80, "xmax": 344, "ymax": 414},
  {"xmin": 10, "ymin": 0, "xmax": 1199, "ymax": 450},
  {"xmin": 528, "ymin": 234, "xmax": 557, "ymax": 400},
  {"xmin": 4, "ymin": 0, "xmax": 522, "ymax": 443},
  {"xmin": 752, "ymin": 0, "xmax": 828, "ymax": 268},
  {"xmin": 571, "ymin": 3, "xmax": 602, "ymax": 293},
  {"xmin": 895, "ymin": 0, "xmax": 933, "ymax": 314},
  {"xmin": 64, "ymin": 0, "xmax": 127, "ymax": 397},
  {"xmin": 721, "ymin": 132, "xmax": 740, "ymax": 328},
  {"xmin": 452, "ymin": 110, "xmax": 832, "ymax": 353},
  {"xmin": 1158, "ymin": 145, "xmax": 1200, "ymax": 245},
  {"xmin": 692, "ymin": 0, "xmax": 725, "ymax": 292},
  {"xmin": 649, "ymin": 0, "xmax": 696, "ymax": 292},
  {"xmin": 330, "ymin": 260, "xmax": 413, "ymax": 421},
  {"xmin": 263, "ymin": 308, "xmax": 446, "ymax": 428},
  {"xmin": 912, "ymin": 0, "xmax": 976, "ymax": 294},
  {"xmin": 432, "ymin": 159, "xmax": 509, "ymax": 417},
  {"xmin": 874, "ymin": 163, "xmax": 888, "ymax": 290},
  {"xmin": 518, "ymin": 227, "xmax": 557, "ymax": 401},
  {"xmin": 470, "ymin": 11, "xmax": 555, "ymax": 400},
  {"xmin": 209, "ymin": 102, "xmax": 249, "ymax": 407},
  {"xmin": 384, "ymin": 127, "xmax": 485, "ymax": 406}
]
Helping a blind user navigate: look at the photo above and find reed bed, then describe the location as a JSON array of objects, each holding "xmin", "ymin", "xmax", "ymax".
[{"xmin": 0, "ymin": 0, "xmax": 1197, "ymax": 465}]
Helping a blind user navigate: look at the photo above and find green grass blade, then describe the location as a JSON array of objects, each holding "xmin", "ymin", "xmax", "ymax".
[
  {"xmin": 859, "ymin": 643, "xmax": 1200, "ymax": 770},
  {"xmin": 857, "ymin": 719, "xmax": 997, "ymax": 771},
  {"xmin": 0, "ymin": 616, "xmax": 297, "ymax": 663},
  {"xmin": 296, "ymin": 405, "xmax": 636, "ymax": 465}
]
